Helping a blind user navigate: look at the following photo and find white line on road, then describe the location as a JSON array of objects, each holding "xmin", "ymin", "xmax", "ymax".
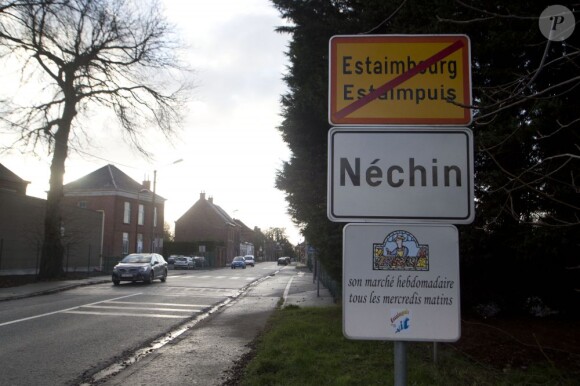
[
  {"xmin": 79, "ymin": 305, "xmax": 202, "ymax": 313},
  {"xmin": 64, "ymin": 311, "xmax": 185, "ymax": 318},
  {"xmin": 0, "ymin": 293, "xmax": 142, "ymax": 327},
  {"xmin": 282, "ymin": 275, "xmax": 295, "ymax": 307},
  {"xmin": 108, "ymin": 301, "xmax": 210, "ymax": 308},
  {"xmin": 169, "ymin": 275, "xmax": 257, "ymax": 281}
]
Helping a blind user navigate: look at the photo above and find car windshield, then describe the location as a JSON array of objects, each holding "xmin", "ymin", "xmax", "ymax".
[
  {"xmin": 176, "ymin": 257, "xmax": 187, "ymax": 261},
  {"xmin": 233, "ymin": 257, "xmax": 244, "ymax": 261},
  {"xmin": 121, "ymin": 255, "xmax": 151, "ymax": 264}
]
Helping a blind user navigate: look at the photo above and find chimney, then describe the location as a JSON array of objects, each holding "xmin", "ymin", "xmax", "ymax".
[
  {"xmin": 142, "ymin": 180, "xmax": 151, "ymax": 190},
  {"xmin": 200, "ymin": 191, "xmax": 206, "ymax": 200},
  {"xmin": 208, "ymin": 196, "xmax": 213, "ymax": 204}
]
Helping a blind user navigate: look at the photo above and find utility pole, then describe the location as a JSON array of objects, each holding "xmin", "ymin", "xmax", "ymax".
[
  {"xmin": 151, "ymin": 170, "xmax": 157, "ymax": 253},
  {"xmin": 149, "ymin": 158, "xmax": 182, "ymax": 253}
]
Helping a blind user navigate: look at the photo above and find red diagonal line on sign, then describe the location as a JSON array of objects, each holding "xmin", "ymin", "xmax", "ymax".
[{"xmin": 334, "ymin": 39, "xmax": 465, "ymax": 121}]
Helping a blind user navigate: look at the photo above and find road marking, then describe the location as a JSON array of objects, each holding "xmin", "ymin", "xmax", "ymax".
[
  {"xmin": 64, "ymin": 311, "xmax": 184, "ymax": 318},
  {"xmin": 79, "ymin": 305, "xmax": 202, "ymax": 312},
  {"xmin": 282, "ymin": 275, "xmax": 295, "ymax": 307},
  {"xmin": 169, "ymin": 274, "xmax": 265, "ymax": 280},
  {"xmin": 0, "ymin": 293, "xmax": 141, "ymax": 327},
  {"xmin": 108, "ymin": 301, "xmax": 210, "ymax": 307}
]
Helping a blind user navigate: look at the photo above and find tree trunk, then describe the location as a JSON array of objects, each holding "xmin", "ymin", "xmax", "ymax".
[
  {"xmin": 38, "ymin": 93, "xmax": 76, "ymax": 279},
  {"xmin": 38, "ymin": 132, "xmax": 68, "ymax": 279}
]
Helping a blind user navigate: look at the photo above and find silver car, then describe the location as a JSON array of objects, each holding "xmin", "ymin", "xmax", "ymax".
[
  {"xmin": 243, "ymin": 255, "xmax": 255, "ymax": 267},
  {"xmin": 174, "ymin": 256, "xmax": 195, "ymax": 270},
  {"xmin": 112, "ymin": 253, "xmax": 168, "ymax": 285}
]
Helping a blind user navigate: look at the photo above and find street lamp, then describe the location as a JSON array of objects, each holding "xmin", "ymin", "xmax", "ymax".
[{"xmin": 150, "ymin": 158, "xmax": 183, "ymax": 252}]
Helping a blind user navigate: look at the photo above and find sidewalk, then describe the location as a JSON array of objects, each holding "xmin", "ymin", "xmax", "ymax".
[
  {"xmin": 0, "ymin": 275, "xmax": 110, "ymax": 302},
  {"xmin": 101, "ymin": 264, "xmax": 336, "ymax": 386}
]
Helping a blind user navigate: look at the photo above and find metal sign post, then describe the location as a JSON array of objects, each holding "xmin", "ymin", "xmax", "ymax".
[{"xmin": 394, "ymin": 341, "xmax": 407, "ymax": 386}]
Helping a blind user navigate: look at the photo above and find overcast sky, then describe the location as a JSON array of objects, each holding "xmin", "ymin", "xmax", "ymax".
[{"xmin": 0, "ymin": 0, "xmax": 303, "ymax": 244}]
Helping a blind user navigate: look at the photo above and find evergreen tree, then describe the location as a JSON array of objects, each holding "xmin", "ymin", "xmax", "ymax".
[{"xmin": 273, "ymin": 0, "xmax": 578, "ymax": 313}]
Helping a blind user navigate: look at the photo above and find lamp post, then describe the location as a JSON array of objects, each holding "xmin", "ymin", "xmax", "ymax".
[
  {"xmin": 136, "ymin": 188, "xmax": 148, "ymax": 253},
  {"xmin": 150, "ymin": 158, "xmax": 183, "ymax": 253}
]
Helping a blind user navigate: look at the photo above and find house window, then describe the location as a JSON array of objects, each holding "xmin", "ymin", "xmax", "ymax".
[
  {"xmin": 137, "ymin": 233, "xmax": 143, "ymax": 253},
  {"xmin": 123, "ymin": 202, "xmax": 131, "ymax": 224},
  {"xmin": 78, "ymin": 201, "xmax": 87, "ymax": 209},
  {"xmin": 122, "ymin": 232, "xmax": 129, "ymax": 255},
  {"xmin": 153, "ymin": 206, "xmax": 158, "ymax": 228},
  {"xmin": 138, "ymin": 204, "xmax": 145, "ymax": 226}
]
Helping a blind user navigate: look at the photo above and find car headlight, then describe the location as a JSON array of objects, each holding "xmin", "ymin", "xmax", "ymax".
[{"xmin": 139, "ymin": 266, "xmax": 149, "ymax": 272}]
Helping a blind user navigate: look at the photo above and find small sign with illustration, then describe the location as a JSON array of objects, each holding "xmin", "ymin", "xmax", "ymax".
[
  {"xmin": 373, "ymin": 230, "xmax": 429, "ymax": 271},
  {"xmin": 343, "ymin": 223, "xmax": 460, "ymax": 342}
]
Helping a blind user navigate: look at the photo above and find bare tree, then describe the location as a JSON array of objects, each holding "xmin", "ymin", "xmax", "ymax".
[
  {"xmin": 0, "ymin": 0, "xmax": 190, "ymax": 278},
  {"xmin": 438, "ymin": 2, "xmax": 580, "ymax": 228}
]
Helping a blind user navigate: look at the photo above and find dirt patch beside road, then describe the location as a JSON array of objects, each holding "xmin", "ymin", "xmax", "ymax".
[{"xmin": 453, "ymin": 316, "xmax": 580, "ymax": 372}]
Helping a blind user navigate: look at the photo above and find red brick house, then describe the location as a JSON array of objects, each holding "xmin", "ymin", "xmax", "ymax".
[
  {"xmin": 0, "ymin": 163, "xmax": 103, "ymax": 274},
  {"xmin": 63, "ymin": 164, "xmax": 165, "ymax": 259},
  {"xmin": 174, "ymin": 193, "xmax": 240, "ymax": 267}
]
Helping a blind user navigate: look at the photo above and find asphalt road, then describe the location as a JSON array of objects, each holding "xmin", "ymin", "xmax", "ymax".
[{"xmin": 0, "ymin": 262, "xmax": 281, "ymax": 386}]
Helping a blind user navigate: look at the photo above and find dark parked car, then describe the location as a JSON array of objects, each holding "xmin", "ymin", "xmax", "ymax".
[
  {"xmin": 112, "ymin": 253, "xmax": 168, "ymax": 285},
  {"xmin": 277, "ymin": 256, "xmax": 289, "ymax": 266},
  {"xmin": 167, "ymin": 255, "xmax": 179, "ymax": 264},
  {"xmin": 191, "ymin": 256, "xmax": 205, "ymax": 268},
  {"xmin": 231, "ymin": 256, "xmax": 246, "ymax": 269}
]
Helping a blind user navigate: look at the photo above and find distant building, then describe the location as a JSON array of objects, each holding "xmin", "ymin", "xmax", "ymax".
[
  {"xmin": 0, "ymin": 163, "xmax": 102, "ymax": 274},
  {"xmin": 174, "ymin": 193, "xmax": 240, "ymax": 267},
  {"xmin": 233, "ymin": 218, "xmax": 256, "ymax": 258},
  {"xmin": 62, "ymin": 164, "xmax": 165, "ymax": 259}
]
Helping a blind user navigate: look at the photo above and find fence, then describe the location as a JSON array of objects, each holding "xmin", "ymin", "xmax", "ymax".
[
  {"xmin": 0, "ymin": 238, "xmax": 105, "ymax": 277},
  {"xmin": 308, "ymin": 255, "xmax": 341, "ymax": 302}
]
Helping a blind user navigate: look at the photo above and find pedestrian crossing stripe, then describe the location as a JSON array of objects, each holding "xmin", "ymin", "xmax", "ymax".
[{"xmin": 64, "ymin": 311, "xmax": 184, "ymax": 318}]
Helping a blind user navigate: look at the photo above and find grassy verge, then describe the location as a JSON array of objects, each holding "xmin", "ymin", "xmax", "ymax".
[{"xmin": 238, "ymin": 305, "xmax": 576, "ymax": 386}]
